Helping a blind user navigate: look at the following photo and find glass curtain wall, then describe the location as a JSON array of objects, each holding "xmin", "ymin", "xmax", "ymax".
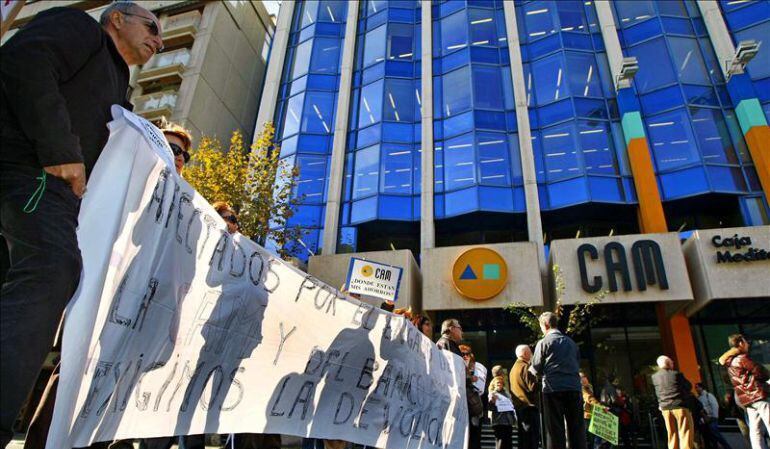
[
  {"xmin": 339, "ymin": 0, "xmax": 422, "ymax": 253},
  {"xmin": 271, "ymin": 0, "xmax": 348, "ymax": 261},
  {"xmin": 432, "ymin": 0, "xmax": 524, "ymax": 219},
  {"xmin": 612, "ymin": 0, "xmax": 761, "ymax": 203},
  {"xmin": 515, "ymin": 0, "xmax": 633, "ymax": 211}
]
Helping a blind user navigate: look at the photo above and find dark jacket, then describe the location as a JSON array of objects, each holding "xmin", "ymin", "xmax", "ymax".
[
  {"xmin": 652, "ymin": 369, "xmax": 693, "ymax": 410},
  {"xmin": 436, "ymin": 334, "xmax": 462, "ymax": 358},
  {"xmin": 531, "ymin": 330, "xmax": 582, "ymax": 393},
  {"xmin": 719, "ymin": 348, "xmax": 769, "ymax": 407},
  {"xmin": 0, "ymin": 7, "xmax": 131, "ymax": 176},
  {"xmin": 510, "ymin": 358, "xmax": 538, "ymax": 409}
]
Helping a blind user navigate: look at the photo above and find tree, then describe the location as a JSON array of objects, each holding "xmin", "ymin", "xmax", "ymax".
[{"xmin": 183, "ymin": 122, "xmax": 303, "ymax": 258}]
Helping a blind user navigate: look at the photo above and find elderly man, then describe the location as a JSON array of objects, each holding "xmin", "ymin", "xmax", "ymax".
[
  {"xmin": 0, "ymin": 2, "xmax": 162, "ymax": 444},
  {"xmin": 652, "ymin": 356, "xmax": 695, "ymax": 449},
  {"xmin": 530, "ymin": 312, "xmax": 585, "ymax": 449},
  {"xmin": 511, "ymin": 344, "xmax": 540, "ymax": 449}
]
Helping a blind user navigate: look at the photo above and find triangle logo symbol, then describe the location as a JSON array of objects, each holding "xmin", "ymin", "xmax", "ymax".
[{"xmin": 459, "ymin": 264, "xmax": 477, "ymax": 280}]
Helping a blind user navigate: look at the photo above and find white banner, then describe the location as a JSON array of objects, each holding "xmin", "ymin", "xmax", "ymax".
[
  {"xmin": 47, "ymin": 108, "xmax": 468, "ymax": 449},
  {"xmin": 346, "ymin": 258, "xmax": 403, "ymax": 303}
]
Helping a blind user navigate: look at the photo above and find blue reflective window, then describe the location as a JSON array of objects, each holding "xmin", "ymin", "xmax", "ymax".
[
  {"xmin": 577, "ymin": 121, "xmax": 618, "ymax": 175},
  {"xmin": 472, "ymin": 66, "xmax": 504, "ymax": 110},
  {"xmin": 509, "ymin": 135, "xmax": 523, "ymax": 185},
  {"xmin": 384, "ymin": 79, "xmax": 415, "ymax": 122},
  {"xmin": 364, "ymin": 25, "xmax": 386, "ymax": 66},
  {"xmin": 302, "ymin": 91, "xmax": 334, "ymax": 134},
  {"xmin": 699, "ymin": 37, "xmax": 725, "ymax": 84},
  {"xmin": 723, "ymin": 109, "xmax": 751, "ymax": 163},
  {"xmin": 524, "ymin": 1, "xmax": 557, "ymax": 39},
  {"xmin": 300, "ymin": 1, "xmax": 319, "ymax": 28},
  {"xmin": 557, "ymin": 0, "xmax": 587, "ymax": 33},
  {"xmin": 387, "ymin": 23, "xmax": 414, "ymax": 60},
  {"xmin": 358, "ymin": 80, "xmax": 383, "ymax": 127},
  {"xmin": 542, "ymin": 123, "xmax": 580, "ymax": 180},
  {"xmin": 367, "ymin": 0, "xmax": 388, "ymax": 16},
  {"xmin": 291, "ymin": 40, "xmax": 312, "ymax": 80},
  {"xmin": 565, "ymin": 52, "xmax": 602, "ymax": 98},
  {"xmin": 353, "ymin": 145, "xmax": 380, "ymax": 199},
  {"xmin": 668, "ymin": 37, "xmax": 710, "ymax": 85},
  {"xmin": 381, "ymin": 144, "xmax": 413, "ymax": 194},
  {"xmin": 735, "ymin": 22, "xmax": 770, "ymax": 80},
  {"xmin": 469, "ymin": 8, "xmax": 497, "ymax": 46},
  {"xmin": 477, "ymin": 133, "xmax": 510, "ymax": 186},
  {"xmin": 310, "ymin": 38, "xmax": 341, "ymax": 74},
  {"xmin": 443, "ymin": 66, "xmax": 472, "ymax": 117},
  {"xmin": 742, "ymin": 196, "xmax": 770, "ymax": 225},
  {"xmin": 532, "ymin": 54, "xmax": 567, "ymax": 105},
  {"xmin": 442, "ymin": 11, "xmax": 469, "ymax": 54},
  {"xmin": 282, "ymin": 93, "xmax": 303, "ymax": 138},
  {"xmin": 628, "ymin": 38, "xmax": 676, "ymax": 93},
  {"xmin": 445, "ymin": 133, "xmax": 476, "ymax": 190},
  {"xmin": 689, "ymin": 107, "xmax": 739, "ymax": 164},
  {"xmin": 646, "ymin": 109, "xmax": 700, "ymax": 171},
  {"xmin": 295, "ymin": 155, "xmax": 327, "ymax": 200},
  {"xmin": 657, "ymin": 0, "xmax": 688, "ymax": 17},
  {"xmin": 614, "ymin": 0, "xmax": 655, "ymax": 27},
  {"xmin": 318, "ymin": 0, "xmax": 346, "ymax": 23}
]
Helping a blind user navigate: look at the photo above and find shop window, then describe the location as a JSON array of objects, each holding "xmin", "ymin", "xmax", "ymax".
[
  {"xmin": 290, "ymin": 40, "xmax": 312, "ymax": 80},
  {"xmin": 477, "ymin": 133, "xmax": 510, "ymax": 186},
  {"xmin": 444, "ymin": 133, "xmax": 476, "ymax": 190},
  {"xmin": 387, "ymin": 23, "xmax": 414, "ymax": 60},
  {"xmin": 358, "ymin": 80, "xmax": 383, "ymax": 128},
  {"xmin": 443, "ymin": 66, "xmax": 472, "ymax": 117},
  {"xmin": 310, "ymin": 38, "xmax": 341, "ymax": 74},
  {"xmin": 381, "ymin": 143, "xmax": 413, "ymax": 194},
  {"xmin": 384, "ymin": 79, "xmax": 415, "ymax": 123},
  {"xmin": 646, "ymin": 109, "xmax": 701, "ymax": 171},
  {"xmin": 442, "ymin": 10, "xmax": 469, "ymax": 54},
  {"xmin": 363, "ymin": 25, "xmax": 387, "ymax": 67},
  {"xmin": 469, "ymin": 8, "xmax": 497, "ymax": 46},
  {"xmin": 524, "ymin": 1, "xmax": 557, "ymax": 39},
  {"xmin": 614, "ymin": 0, "xmax": 655, "ymax": 27},
  {"xmin": 557, "ymin": 0, "xmax": 588, "ymax": 33},
  {"xmin": 565, "ymin": 52, "xmax": 603, "ymax": 98},
  {"xmin": 542, "ymin": 123, "xmax": 580, "ymax": 181},
  {"xmin": 689, "ymin": 107, "xmax": 740, "ymax": 165},
  {"xmin": 302, "ymin": 91, "xmax": 335, "ymax": 134},
  {"xmin": 472, "ymin": 66, "xmax": 504, "ymax": 110},
  {"xmin": 669, "ymin": 37, "xmax": 710, "ymax": 85},
  {"xmin": 353, "ymin": 145, "xmax": 380, "ymax": 199},
  {"xmin": 627, "ymin": 38, "xmax": 676, "ymax": 93},
  {"xmin": 577, "ymin": 121, "xmax": 618, "ymax": 175}
]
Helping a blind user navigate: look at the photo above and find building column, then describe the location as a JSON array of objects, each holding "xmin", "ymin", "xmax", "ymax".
[
  {"xmin": 595, "ymin": 0, "xmax": 700, "ymax": 384},
  {"xmin": 420, "ymin": 2, "xmax": 435, "ymax": 252},
  {"xmin": 697, "ymin": 0, "xmax": 770, "ymax": 201},
  {"xmin": 321, "ymin": 1, "xmax": 360, "ymax": 255},
  {"xmin": 502, "ymin": 2, "xmax": 546, "ymax": 278},
  {"xmin": 253, "ymin": 0, "xmax": 294, "ymax": 135}
]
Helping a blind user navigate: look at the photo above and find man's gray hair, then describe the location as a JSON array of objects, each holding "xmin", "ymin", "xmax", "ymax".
[
  {"xmin": 441, "ymin": 318, "xmax": 458, "ymax": 335},
  {"xmin": 656, "ymin": 355, "xmax": 673, "ymax": 369},
  {"xmin": 100, "ymin": 1, "xmax": 139, "ymax": 26},
  {"xmin": 515, "ymin": 344, "xmax": 530, "ymax": 358},
  {"xmin": 539, "ymin": 311, "xmax": 559, "ymax": 330}
]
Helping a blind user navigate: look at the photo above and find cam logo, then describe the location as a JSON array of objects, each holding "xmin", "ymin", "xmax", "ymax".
[
  {"xmin": 577, "ymin": 239, "xmax": 669, "ymax": 293},
  {"xmin": 452, "ymin": 248, "xmax": 508, "ymax": 300}
]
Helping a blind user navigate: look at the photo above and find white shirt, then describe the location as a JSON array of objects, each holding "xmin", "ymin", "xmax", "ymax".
[
  {"xmin": 698, "ymin": 391, "xmax": 719, "ymax": 419},
  {"xmin": 473, "ymin": 362, "xmax": 488, "ymax": 394}
]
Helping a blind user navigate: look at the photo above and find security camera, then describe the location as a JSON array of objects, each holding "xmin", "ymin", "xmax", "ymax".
[{"xmin": 735, "ymin": 40, "xmax": 760, "ymax": 65}]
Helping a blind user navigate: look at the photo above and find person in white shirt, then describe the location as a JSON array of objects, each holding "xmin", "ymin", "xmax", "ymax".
[{"xmin": 696, "ymin": 383, "xmax": 734, "ymax": 449}]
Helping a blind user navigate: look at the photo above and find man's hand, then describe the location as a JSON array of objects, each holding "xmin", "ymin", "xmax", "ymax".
[{"xmin": 44, "ymin": 162, "xmax": 86, "ymax": 198}]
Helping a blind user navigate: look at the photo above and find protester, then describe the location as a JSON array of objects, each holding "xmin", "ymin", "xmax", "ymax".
[
  {"xmin": 437, "ymin": 319, "xmax": 483, "ymax": 449},
  {"xmin": 696, "ymin": 383, "xmax": 733, "ymax": 449},
  {"xmin": 0, "ymin": 2, "xmax": 161, "ymax": 443},
  {"xmin": 652, "ymin": 355, "xmax": 695, "ymax": 449},
  {"xmin": 461, "ymin": 344, "xmax": 488, "ymax": 402},
  {"xmin": 580, "ymin": 371, "xmax": 602, "ymax": 449},
  {"xmin": 488, "ymin": 366, "xmax": 515, "ymax": 449},
  {"xmin": 160, "ymin": 118, "xmax": 192, "ymax": 175},
  {"xmin": 214, "ymin": 201, "xmax": 240, "ymax": 235},
  {"xmin": 719, "ymin": 334, "xmax": 770, "ymax": 449},
  {"xmin": 511, "ymin": 344, "xmax": 540, "ymax": 449},
  {"xmin": 410, "ymin": 313, "xmax": 433, "ymax": 338},
  {"xmin": 598, "ymin": 374, "xmax": 620, "ymax": 449},
  {"xmin": 615, "ymin": 387, "xmax": 636, "ymax": 449},
  {"xmin": 530, "ymin": 312, "xmax": 586, "ymax": 449}
]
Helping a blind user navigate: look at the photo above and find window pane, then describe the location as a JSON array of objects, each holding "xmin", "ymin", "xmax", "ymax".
[
  {"xmin": 557, "ymin": 0, "xmax": 587, "ymax": 32},
  {"xmin": 628, "ymin": 38, "xmax": 676, "ymax": 93},
  {"xmin": 578, "ymin": 121, "xmax": 618, "ymax": 175},
  {"xmin": 442, "ymin": 10, "xmax": 468, "ymax": 54},
  {"xmin": 353, "ymin": 145, "xmax": 380, "ymax": 199},
  {"xmin": 282, "ymin": 94, "xmax": 303, "ymax": 138},
  {"xmin": 647, "ymin": 109, "xmax": 701, "ymax": 171},
  {"xmin": 358, "ymin": 80, "xmax": 383, "ymax": 127},
  {"xmin": 472, "ymin": 66, "xmax": 504, "ymax": 110},
  {"xmin": 318, "ymin": 0, "xmax": 346, "ymax": 23},
  {"xmin": 524, "ymin": 1, "xmax": 557, "ymax": 39},
  {"xmin": 533, "ymin": 54, "xmax": 567, "ymax": 105},
  {"xmin": 736, "ymin": 22, "xmax": 770, "ymax": 80},
  {"xmin": 388, "ymin": 23, "xmax": 414, "ymax": 60},
  {"xmin": 364, "ymin": 25, "xmax": 387, "ymax": 66},
  {"xmin": 301, "ymin": 0, "xmax": 319, "ymax": 28},
  {"xmin": 477, "ymin": 133, "xmax": 510, "ymax": 186},
  {"xmin": 384, "ymin": 79, "xmax": 415, "ymax": 122},
  {"xmin": 295, "ymin": 155, "xmax": 327, "ymax": 200},
  {"xmin": 542, "ymin": 124, "xmax": 580, "ymax": 180},
  {"xmin": 669, "ymin": 37, "xmax": 710, "ymax": 85},
  {"xmin": 509, "ymin": 135, "xmax": 523, "ymax": 185},
  {"xmin": 689, "ymin": 107, "xmax": 739, "ymax": 164},
  {"xmin": 310, "ymin": 38, "xmax": 341, "ymax": 74},
  {"xmin": 381, "ymin": 144, "xmax": 413, "ymax": 194},
  {"xmin": 367, "ymin": 0, "xmax": 387, "ymax": 16},
  {"xmin": 443, "ymin": 66, "xmax": 472, "ymax": 117},
  {"xmin": 291, "ymin": 40, "xmax": 312, "ymax": 80},
  {"xmin": 302, "ymin": 91, "xmax": 334, "ymax": 134},
  {"xmin": 565, "ymin": 52, "xmax": 602, "ymax": 98},
  {"xmin": 614, "ymin": 0, "xmax": 654, "ymax": 27},
  {"xmin": 445, "ymin": 133, "xmax": 476, "ymax": 190},
  {"xmin": 657, "ymin": 0, "xmax": 688, "ymax": 16},
  {"xmin": 469, "ymin": 8, "xmax": 497, "ymax": 46}
]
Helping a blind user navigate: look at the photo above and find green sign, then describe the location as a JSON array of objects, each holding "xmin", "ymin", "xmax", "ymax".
[{"xmin": 589, "ymin": 406, "xmax": 619, "ymax": 446}]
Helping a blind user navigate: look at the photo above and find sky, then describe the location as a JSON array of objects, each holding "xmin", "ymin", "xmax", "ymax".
[{"xmin": 262, "ymin": 0, "xmax": 280, "ymax": 17}]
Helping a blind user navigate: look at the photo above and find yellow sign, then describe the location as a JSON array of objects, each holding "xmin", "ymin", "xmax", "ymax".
[{"xmin": 452, "ymin": 247, "xmax": 508, "ymax": 300}]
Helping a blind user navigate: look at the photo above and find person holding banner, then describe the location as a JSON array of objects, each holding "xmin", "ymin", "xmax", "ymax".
[
  {"xmin": 0, "ymin": 2, "xmax": 162, "ymax": 445},
  {"xmin": 581, "ymin": 371, "xmax": 603, "ymax": 449},
  {"xmin": 488, "ymin": 366, "xmax": 516, "ymax": 449}
]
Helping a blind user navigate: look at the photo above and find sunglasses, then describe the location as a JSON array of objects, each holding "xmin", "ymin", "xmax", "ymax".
[
  {"xmin": 170, "ymin": 143, "xmax": 190, "ymax": 162},
  {"xmin": 222, "ymin": 214, "xmax": 238, "ymax": 224},
  {"xmin": 122, "ymin": 12, "xmax": 164, "ymax": 49},
  {"xmin": 461, "ymin": 352, "xmax": 471, "ymax": 356}
]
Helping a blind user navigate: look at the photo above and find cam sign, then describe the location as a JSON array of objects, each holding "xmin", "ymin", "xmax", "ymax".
[{"xmin": 346, "ymin": 258, "xmax": 403, "ymax": 303}]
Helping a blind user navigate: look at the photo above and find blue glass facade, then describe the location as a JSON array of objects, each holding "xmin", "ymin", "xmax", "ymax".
[{"xmin": 269, "ymin": 0, "xmax": 769, "ymax": 261}]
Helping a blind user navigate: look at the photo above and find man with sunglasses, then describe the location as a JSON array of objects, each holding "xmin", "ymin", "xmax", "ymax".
[{"xmin": 0, "ymin": 2, "xmax": 162, "ymax": 445}]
